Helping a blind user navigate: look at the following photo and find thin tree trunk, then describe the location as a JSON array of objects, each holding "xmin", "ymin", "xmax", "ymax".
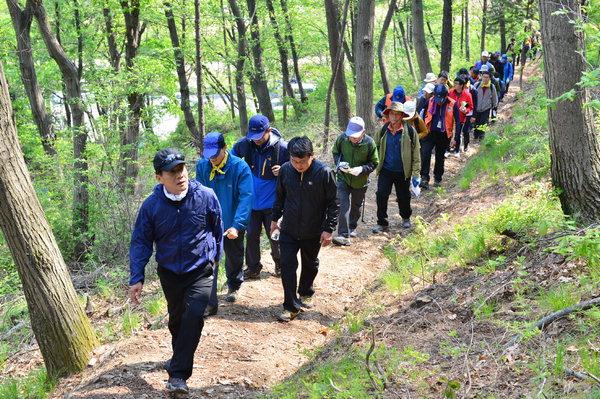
[
  {"xmin": 398, "ymin": 18, "xmax": 418, "ymax": 86},
  {"xmin": 378, "ymin": 0, "xmax": 397, "ymax": 95},
  {"xmin": 265, "ymin": 0, "xmax": 295, "ymax": 107},
  {"xmin": 164, "ymin": 2, "xmax": 201, "ymax": 149},
  {"xmin": 465, "ymin": 2, "xmax": 470, "ymax": 60},
  {"xmin": 228, "ymin": 0, "xmax": 249, "ymax": 135},
  {"xmin": 6, "ymin": 0, "xmax": 57, "ymax": 157},
  {"xmin": 195, "ymin": 0, "xmax": 205, "ymax": 145},
  {"xmin": 280, "ymin": 0, "xmax": 307, "ymax": 103},
  {"xmin": 499, "ymin": 8, "xmax": 506, "ymax": 53},
  {"xmin": 53, "ymin": 1, "xmax": 72, "ymax": 129},
  {"xmin": 220, "ymin": 0, "xmax": 235, "ymax": 121},
  {"xmin": 440, "ymin": 0, "xmax": 452, "ymax": 73},
  {"xmin": 324, "ymin": 0, "xmax": 352, "ymax": 129},
  {"xmin": 426, "ymin": 21, "xmax": 440, "ymax": 53},
  {"xmin": 460, "ymin": 6, "xmax": 464, "ymax": 57},
  {"xmin": 481, "ymin": 0, "xmax": 487, "ymax": 52},
  {"xmin": 411, "ymin": 0, "xmax": 432, "ymax": 79},
  {"xmin": 354, "ymin": 0, "xmax": 376, "ymax": 134},
  {"xmin": 0, "ymin": 60, "xmax": 97, "ymax": 380},
  {"xmin": 246, "ymin": 0, "xmax": 275, "ymax": 121},
  {"xmin": 539, "ymin": 0, "xmax": 600, "ymax": 222}
]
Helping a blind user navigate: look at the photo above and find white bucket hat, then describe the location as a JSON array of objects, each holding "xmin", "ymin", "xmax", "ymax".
[
  {"xmin": 423, "ymin": 72, "xmax": 437, "ymax": 83},
  {"xmin": 402, "ymin": 101, "xmax": 417, "ymax": 120}
]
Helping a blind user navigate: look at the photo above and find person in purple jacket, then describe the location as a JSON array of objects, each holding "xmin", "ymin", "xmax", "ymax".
[{"xmin": 128, "ymin": 148, "xmax": 223, "ymax": 395}]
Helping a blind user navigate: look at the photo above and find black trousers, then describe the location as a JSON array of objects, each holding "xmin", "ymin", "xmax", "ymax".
[
  {"xmin": 473, "ymin": 108, "xmax": 491, "ymax": 140},
  {"xmin": 279, "ymin": 232, "xmax": 321, "ymax": 313},
  {"xmin": 453, "ymin": 121, "xmax": 465, "ymax": 152},
  {"xmin": 337, "ymin": 179, "xmax": 367, "ymax": 237},
  {"xmin": 245, "ymin": 209, "xmax": 280, "ymax": 272},
  {"xmin": 420, "ymin": 130, "xmax": 450, "ymax": 182},
  {"xmin": 158, "ymin": 264, "xmax": 213, "ymax": 380},
  {"xmin": 376, "ymin": 167, "xmax": 411, "ymax": 226}
]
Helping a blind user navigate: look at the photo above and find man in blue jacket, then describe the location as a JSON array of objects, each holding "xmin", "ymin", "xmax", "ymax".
[
  {"xmin": 129, "ymin": 148, "xmax": 223, "ymax": 395},
  {"xmin": 196, "ymin": 132, "xmax": 253, "ymax": 312},
  {"xmin": 231, "ymin": 114, "xmax": 289, "ymax": 279}
]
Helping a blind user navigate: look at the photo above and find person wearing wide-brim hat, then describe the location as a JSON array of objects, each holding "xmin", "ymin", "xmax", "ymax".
[{"xmin": 372, "ymin": 101, "xmax": 421, "ymax": 233}]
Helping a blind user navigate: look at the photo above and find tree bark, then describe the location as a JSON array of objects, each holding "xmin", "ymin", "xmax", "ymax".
[
  {"xmin": 220, "ymin": 0, "xmax": 236, "ymax": 121},
  {"xmin": 324, "ymin": 0, "xmax": 352, "ymax": 129},
  {"xmin": 246, "ymin": 0, "xmax": 275, "ymax": 121},
  {"xmin": 465, "ymin": 3, "xmax": 470, "ymax": 60},
  {"xmin": 499, "ymin": 7, "xmax": 506, "ymax": 53},
  {"xmin": 354, "ymin": 0, "xmax": 376, "ymax": 134},
  {"xmin": 6, "ymin": 0, "xmax": 57, "ymax": 157},
  {"xmin": 539, "ymin": 0, "xmax": 600, "ymax": 223},
  {"xmin": 280, "ymin": 0, "xmax": 307, "ymax": 103},
  {"xmin": 397, "ymin": 18, "xmax": 418, "ymax": 86},
  {"xmin": 480, "ymin": 0, "xmax": 487, "ymax": 52},
  {"xmin": 195, "ymin": 0, "xmax": 205, "ymax": 145},
  {"xmin": 440, "ymin": 0, "xmax": 452, "ymax": 73},
  {"xmin": 378, "ymin": 0, "xmax": 397, "ymax": 95},
  {"xmin": 411, "ymin": 0, "xmax": 432, "ymax": 79},
  {"xmin": 0, "ymin": 61, "xmax": 97, "ymax": 378},
  {"xmin": 164, "ymin": 2, "xmax": 201, "ymax": 149},
  {"xmin": 228, "ymin": 0, "xmax": 249, "ymax": 135},
  {"xmin": 31, "ymin": 0, "xmax": 90, "ymax": 260}
]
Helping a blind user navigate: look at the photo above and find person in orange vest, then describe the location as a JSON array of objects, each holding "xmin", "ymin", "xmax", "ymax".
[
  {"xmin": 374, "ymin": 85, "xmax": 410, "ymax": 124},
  {"xmin": 419, "ymin": 84, "xmax": 460, "ymax": 189}
]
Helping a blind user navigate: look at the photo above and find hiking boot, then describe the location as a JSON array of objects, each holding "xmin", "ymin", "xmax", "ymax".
[
  {"xmin": 332, "ymin": 236, "xmax": 351, "ymax": 246},
  {"xmin": 433, "ymin": 180, "xmax": 442, "ymax": 188},
  {"xmin": 225, "ymin": 289, "xmax": 239, "ymax": 303},
  {"xmin": 203, "ymin": 305, "xmax": 218, "ymax": 317},
  {"xmin": 372, "ymin": 225, "xmax": 389, "ymax": 234},
  {"xmin": 349, "ymin": 230, "xmax": 357, "ymax": 238},
  {"xmin": 402, "ymin": 218, "xmax": 411, "ymax": 228},
  {"xmin": 166, "ymin": 377, "xmax": 189, "ymax": 394},
  {"xmin": 444, "ymin": 151, "xmax": 450, "ymax": 158},
  {"xmin": 419, "ymin": 180, "xmax": 429, "ymax": 189},
  {"xmin": 463, "ymin": 145, "xmax": 469, "ymax": 152},
  {"xmin": 277, "ymin": 310, "xmax": 300, "ymax": 322},
  {"xmin": 274, "ymin": 260, "xmax": 281, "ymax": 277},
  {"xmin": 299, "ymin": 296, "xmax": 314, "ymax": 309},
  {"xmin": 244, "ymin": 268, "xmax": 261, "ymax": 280},
  {"xmin": 451, "ymin": 151, "xmax": 461, "ymax": 158}
]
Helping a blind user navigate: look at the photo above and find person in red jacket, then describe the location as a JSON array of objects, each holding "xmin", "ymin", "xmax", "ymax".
[{"xmin": 448, "ymin": 77, "xmax": 474, "ymax": 157}]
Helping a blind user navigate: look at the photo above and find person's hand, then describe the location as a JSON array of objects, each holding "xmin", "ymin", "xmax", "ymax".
[
  {"xmin": 348, "ymin": 166, "xmax": 362, "ymax": 176},
  {"xmin": 129, "ymin": 282, "xmax": 143, "ymax": 304},
  {"xmin": 470, "ymin": 117, "xmax": 476, "ymax": 123},
  {"xmin": 272, "ymin": 165, "xmax": 281, "ymax": 176},
  {"xmin": 224, "ymin": 227, "xmax": 239, "ymax": 239},
  {"xmin": 450, "ymin": 139, "xmax": 456, "ymax": 148},
  {"xmin": 270, "ymin": 220, "xmax": 280, "ymax": 236},
  {"xmin": 320, "ymin": 231, "xmax": 332, "ymax": 247},
  {"xmin": 411, "ymin": 177, "xmax": 421, "ymax": 188}
]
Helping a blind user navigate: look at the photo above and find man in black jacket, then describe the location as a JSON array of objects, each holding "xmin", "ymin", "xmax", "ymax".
[{"xmin": 270, "ymin": 137, "xmax": 339, "ymax": 322}]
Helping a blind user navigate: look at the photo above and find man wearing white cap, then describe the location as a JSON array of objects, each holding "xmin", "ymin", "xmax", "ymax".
[
  {"xmin": 417, "ymin": 82, "xmax": 436, "ymax": 119},
  {"xmin": 331, "ymin": 117, "xmax": 379, "ymax": 246},
  {"xmin": 402, "ymin": 101, "xmax": 428, "ymax": 140},
  {"xmin": 475, "ymin": 51, "xmax": 494, "ymax": 73}
]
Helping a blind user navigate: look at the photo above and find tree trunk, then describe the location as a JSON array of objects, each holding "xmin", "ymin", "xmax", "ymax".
[
  {"xmin": 411, "ymin": 0, "xmax": 432, "ymax": 79},
  {"xmin": 246, "ymin": 0, "xmax": 275, "ymax": 121},
  {"xmin": 539, "ymin": 0, "xmax": 600, "ymax": 223},
  {"xmin": 265, "ymin": 0, "xmax": 295, "ymax": 109},
  {"xmin": 0, "ymin": 61, "xmax": 97, "ymax": 378},
  {"xmin": 280, "ymin": 0, "xmax": 307, "ymax": 103},
  {"xmin": 465, "ymin": 3, "xmax": 470, "ymax": 60},
  {"xmin": 220, "ymin": 0, "xmax": 236, "ymax": 121},
  {"xmin": 195, "ymin": 0, "xmax": 205, "ymax": 145},
  {"xmin": 324, "ymin": 0, "xmax": 352, "ymax": 129},
  {"xmin": 378, "ymin": 0, "xmax": 397, "ymax": 95},
  {"xmin": 480, "ymin": 0, "xmax": 487, "ymax": 52},
  {"xmin": 354, "ymin": 0, "xmax": 376, "ymax": 134},
  {"xmin": 397, "ymin": 18, "xmax": 418, "ymax": 86},
  {"xmin": 440, "ymin": 0, "xmax": 452, "ymax": 73},
  {"xmin": 228, "ymin": 0, "xmax": 249, "ymax": 135},
  {"xmin": 499, "ymin": 8, "xmax": 506, "ymax": 53},
  {"xmin": 460, "ymin": 6, "xmax": 464, "ymax": 56},
  {"xmin": 31, "ymin": 0, "xmax": 90, "ymax": 260},
  {"xmin": 6, "ymin": 0, "xmax": 57, "ymax": 157},
  {"xmin": 164, "ymin": 2, "xmax": 201, "ymax": 149}
]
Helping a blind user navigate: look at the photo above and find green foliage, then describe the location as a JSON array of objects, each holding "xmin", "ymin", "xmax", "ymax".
[
  {"xmin": 145, "ymin": 296, "xmax": 166, "ymax": 316},
  {"xmin": 537, "ymin": 285, "xmax": 581, "ymax": 313},
  {"xmin": 121, "ymin": 305, "xmax": 140, "ymax": 337},
  {"xmin": 0, "ymin": 368, "xmax": 55, "ymax": 399}
]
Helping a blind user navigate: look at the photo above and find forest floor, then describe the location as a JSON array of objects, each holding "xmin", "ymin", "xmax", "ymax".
[{"xmin": 4, "ymin": 60, "xmax": 551, "ymax": 398}]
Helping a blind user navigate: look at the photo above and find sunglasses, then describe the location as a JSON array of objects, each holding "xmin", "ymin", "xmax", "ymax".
[{"xmin": 158, "ymin": 153, "xmax": 184, "ymax": 170}]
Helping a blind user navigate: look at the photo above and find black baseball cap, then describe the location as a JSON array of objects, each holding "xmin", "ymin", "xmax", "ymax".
[{"xmin": 153, "ymin": 148, "xmax": 186, "ymax": 173}]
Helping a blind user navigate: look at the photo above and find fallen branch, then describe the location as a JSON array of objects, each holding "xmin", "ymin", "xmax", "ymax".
[
  {"xmin": 365, "ymin": 327, "xmax": 387, "ymax": 391},
  {"xmin": 505, "ymin": 297, "xmax": 600, "ymax": 347},
  {"xmin": 0, "ymin": 321, "xmax": 25, "ymax": 340},
  {"xmin": 563, "ymin": 366, "xmax": 600, "ymax": 385},
  {"xmin": 328, "ymin": 378, "xmax": 343, "ymax": 392}
]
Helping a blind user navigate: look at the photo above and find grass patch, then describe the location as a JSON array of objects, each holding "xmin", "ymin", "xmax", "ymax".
[{"xmin": 0, "ymin": 368, "xmax": 55, "ymax": 399}]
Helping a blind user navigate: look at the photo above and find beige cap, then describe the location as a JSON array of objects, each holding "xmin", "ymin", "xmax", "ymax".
[{"xmin": 423, "ymin": 72, "xmax": 437, "ymax": 83}]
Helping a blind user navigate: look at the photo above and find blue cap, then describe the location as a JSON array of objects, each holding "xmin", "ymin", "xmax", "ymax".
[
  {"xmin": 203, "ymin": 132, "xmax": 226, "ymax": 159},
  {"xmin": 433, "ymin": 84, "xmax": 448, "ymax": 104},
  {"xmin": 392, "ymin": 85, "xmax": 406, "ymax": 103},
  {"xmin": 247, "ymin": 115, "xmax": 270, "ymax": 141},
  {"xmin": 501, "ymin": 54, "xmax": 508, "ymax": 62}
]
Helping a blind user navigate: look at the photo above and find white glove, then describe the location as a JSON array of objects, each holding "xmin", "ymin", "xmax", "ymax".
[{"xmin": 348, "ymin": 166, "xmax": 363, "ymax": 176}]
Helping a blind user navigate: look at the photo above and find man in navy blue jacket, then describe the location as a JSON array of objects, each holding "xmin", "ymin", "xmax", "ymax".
[
  {"xmin": 129, "ymin": 148, "xmax": 223, "ymax": 395},
  {"xmin": 231, "ymin": 115, "xmax": 289, "ymax": 279}
]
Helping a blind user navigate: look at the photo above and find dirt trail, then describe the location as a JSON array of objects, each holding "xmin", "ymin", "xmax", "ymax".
[{"xmin": 47, "ymin": 62, "xmax": 542, "ymax": 399}]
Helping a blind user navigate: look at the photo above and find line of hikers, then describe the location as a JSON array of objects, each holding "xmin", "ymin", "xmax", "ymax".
[{"xmin": 127, "ymin": 49, "xmax": 519, "ymax": 393}]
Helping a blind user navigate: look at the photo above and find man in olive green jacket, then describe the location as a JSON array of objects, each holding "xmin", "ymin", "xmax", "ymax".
[
  {"xmin": 332, "ymin": 116, "xmax": 379, "ymax": 246},
  {"xmin": 373, "ymin": 101, "xmax": 421, "ymax": 232}
]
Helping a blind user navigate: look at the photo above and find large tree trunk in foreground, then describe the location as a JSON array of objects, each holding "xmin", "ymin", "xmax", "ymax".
[
  {"xmin": 539, "ymin": 0, "xmax": 600, "ymax": 223},
  {"xmin": 0, "ymin": 61, "xmax": 97, "ymax": 378},
  {"xmin": 354, "ymin": 0, "xmax": 376, "ymax": 134},
  {"xmin": 411, "ymin": 0, "xmax": 432, "ymax": 79}
]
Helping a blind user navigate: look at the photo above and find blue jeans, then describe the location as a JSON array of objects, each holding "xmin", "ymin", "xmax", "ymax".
[{"xmin": 336, "ymin": 180, "xmax": 367, "ymax": 237}]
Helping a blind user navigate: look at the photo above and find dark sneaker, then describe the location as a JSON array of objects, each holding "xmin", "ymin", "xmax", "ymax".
[
  {"xmin": 244, "ymin": 268, "xmax": 261, "ymax": 279},
  {"xmin": 277, "ymin": 310, "xmax": 300, "ymax": 322},
  {"xmin": 372, "ymin": 225, "xmax": 389, "ymax": 234},
  {"xmin": 402, "ymin": 218, "xmax": 411, "ymax": 228},
  {"xmin": 299, "ymin": 296, "xmax": 314, "ymax": 309},
  {"xmin": 166, "ymin": 377, "xmax": 189, "ymax": 394},
  {"xmin": 419, "ymin": 180, "xmax": 429, "ymax": 189},
  {"xmin": 226, "ymin": 289, "xmax": 239, "ymax": 303},
  {"xmin": 163, "ymin": 359, "xmax": 171, "ymax": 371},
  {"xmin": 433, "ymin": 180, "xmax": 442, "ymax": 188},
  {"xmin": 274, "ymin": 260, "xmax": 281, "ymax": 277},
  {"xmin": 332, "ymin": 236, "xmax": 351, "ymax": 246},
  {"xmin": 349, "ymin": 230, "xmax": 357, "ymax": 238},
  {"xmin": 203, "ymin": 305, "xmax": 218, "ymax": 317}
]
